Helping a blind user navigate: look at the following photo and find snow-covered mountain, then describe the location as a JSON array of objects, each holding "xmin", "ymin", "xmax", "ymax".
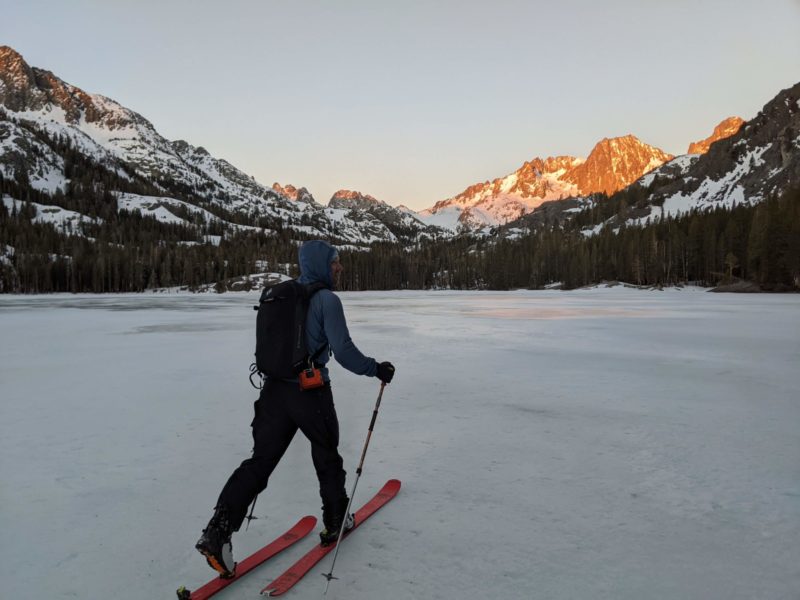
[
  {"xmin": 418, "ymin": 135, "xmax": 673, "ymax": 230},
  {"xmin": 558, "ymin": 84, "xmax": 800, "ymax": 235},
  {"xmin": 327, "ymin": 189, "xmax": 442, "ymax": 241},
  {"xmin": 491, "ymin": 91, "xmax": 798, "ymax": 240},
  {"xmin": 3, "ymin": 45, "xmax": 796, "ymax": 256},
  {"xmin": 0, "ymin": 47, "xmax": 284, "ymax": 210},
  {"xmin": 0, "ymin": 46, "xmax": 440, "ymax": 247},
  {"xmin": 631, "ymin": 85, "xmax": 799, "ymax": 223}
]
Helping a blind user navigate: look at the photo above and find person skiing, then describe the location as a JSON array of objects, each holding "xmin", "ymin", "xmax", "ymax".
[{"xmin": 195, "ymin": 239, "xmax": 395, "ymax": 578}]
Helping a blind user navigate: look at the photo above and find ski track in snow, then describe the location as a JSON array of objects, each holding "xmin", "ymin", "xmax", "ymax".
[{"xmin": 0, "ymin": 288, "xmax": 798, "ymax": 599}]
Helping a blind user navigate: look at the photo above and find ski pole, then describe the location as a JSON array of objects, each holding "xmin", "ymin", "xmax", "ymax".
[
  {"xmin": 322, "ymin": 381, "xmax": 387, "ymax": 596},
  {"xmin": 244, "ymin": 493, "xmax": 259, "ymax": 531}
]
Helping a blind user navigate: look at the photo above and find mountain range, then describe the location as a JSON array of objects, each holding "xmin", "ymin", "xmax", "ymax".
[
  {"xmin": 0, "ymin": 46, "xmax": 440, "ymax": 248},
  {"xmin": 1, "ymin": 45, "xmax": 798, "ymax": 255}
]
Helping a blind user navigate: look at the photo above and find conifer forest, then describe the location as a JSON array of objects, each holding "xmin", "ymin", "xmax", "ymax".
[{"xmin": 2, "ymin": 162, "xmax": 798, "ymax": 294}]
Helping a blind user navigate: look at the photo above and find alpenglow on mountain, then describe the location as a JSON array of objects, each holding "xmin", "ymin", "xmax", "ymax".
[
  {"xmin": 687, "ymin": 116, "xmax": 746, "ymax": 154},
  {"xmin": 0, "ymin": 45, "xmax": 442, "ymax": 247},
  {"xmin": 418, "ymin": 135, "xmax": 675, "ymax": 230}
]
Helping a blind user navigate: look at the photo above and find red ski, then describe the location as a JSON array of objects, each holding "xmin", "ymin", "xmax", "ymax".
[
  {"xmin": 177, "ymin": 515, "xmax": 316, "ymax": 600},
  {"xmin": 260, "ymin": 479, "xmax": 401, "ymax": 597}
]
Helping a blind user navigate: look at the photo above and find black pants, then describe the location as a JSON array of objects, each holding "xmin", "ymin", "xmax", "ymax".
[{"xmin": 217, "ymin": 379, "xmax": 347, "ymax": 531}]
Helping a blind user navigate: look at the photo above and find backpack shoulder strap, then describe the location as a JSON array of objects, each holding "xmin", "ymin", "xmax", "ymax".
[
  {"xmin": 257, "ymin": 279, "xmax": 296, "ymax": 304},
  {"xmin": 303, "ymin": 281, "xmax": 328, "ymax": 299}
]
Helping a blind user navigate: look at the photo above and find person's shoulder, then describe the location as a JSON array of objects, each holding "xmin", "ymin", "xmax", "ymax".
[
  {"xmin": 315, "ymin": 288, "xmax": 343, "ymax": 311},
  {"xmin": 318, "ymin": 288, "xmax": 340, "ymax": 302},
  {"xmin": 312, "ymin": 287, "xmax": 340, "ymax": 304}
]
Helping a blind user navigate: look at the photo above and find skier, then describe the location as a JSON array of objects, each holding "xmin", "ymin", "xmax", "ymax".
[{"xmin": 195, "ymin": 239, "xmax": 395, "ymax": 578}]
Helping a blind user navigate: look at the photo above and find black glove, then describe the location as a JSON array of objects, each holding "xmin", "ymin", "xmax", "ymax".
[{"xmin": 376, "ymin": 361, "xmax": 395, "ymax": 384}]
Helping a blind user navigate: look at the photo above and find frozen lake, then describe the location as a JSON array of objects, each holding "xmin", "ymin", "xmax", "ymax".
[{"xmin": 1, "ymin": 288, "xmax": 799, "ymax": 599}]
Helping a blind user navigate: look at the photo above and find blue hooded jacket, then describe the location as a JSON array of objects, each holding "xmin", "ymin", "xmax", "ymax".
[{"xmin": 297, "ymin": 240, "xmax": 377, "ymax": 382}]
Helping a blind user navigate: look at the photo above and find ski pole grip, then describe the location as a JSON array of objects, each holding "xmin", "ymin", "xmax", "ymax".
[{"xmin": 368, "ymin": 407, "xmax": 379, "ymax": 431}]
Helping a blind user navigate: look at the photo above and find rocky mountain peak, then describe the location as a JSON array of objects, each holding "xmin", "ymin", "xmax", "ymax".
[
  {"xmin": 0, "ymin": 45, "xmax": 145, "ymax": 129},
  {"xmin": 510, "ymin": 155, "xmax": 583, "ymax": 196},
  {"xmin": 564, "ymin": 135, "xmax": 673, "ymax": 196},
  {"xmin": 0, "ymin": 46, "xmax": 32, "ymax": 86},
  {"xmin": 0, "ymin": 45, "xmax": 85, "ymax": 120},
  {"xmin": 272, "ymin": 183, "xmax": 316, "ymax": 204},
  {"xmin": 172, "ymin": 140, "xmax": 210, "ymax": 157},
  {"xmin": 420, "ymin": 136, "xmax": 672, "ymax": 229},
  {"xmin": 514, "ymin": 155, "xmax": 577, "ymax": 180},
  {"xmin": 329, "ymin": 189, "xmax": 384, "ymax": 210},
  {"xmin": 0, "ymin": 46, "xmax": 43, "ymax": 112},
  {"xmin": 687, "ymin": 116, "xmax": 746, "ymax": 154}
]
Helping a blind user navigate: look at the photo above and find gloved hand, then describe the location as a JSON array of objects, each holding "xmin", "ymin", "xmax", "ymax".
[{"xmin": 376, "ymin": 361, "xmax": 395, "ymax": 384}]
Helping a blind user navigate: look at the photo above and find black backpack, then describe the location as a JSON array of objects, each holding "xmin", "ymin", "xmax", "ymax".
[{"xmin": 252, "ymin": 279, "xmax": 327, "ymax": 380}]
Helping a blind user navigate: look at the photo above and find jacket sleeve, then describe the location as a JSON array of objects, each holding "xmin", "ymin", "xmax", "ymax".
[{"xmin": 320, "ymin": 291, "xmax": 378, "ymax": 377}]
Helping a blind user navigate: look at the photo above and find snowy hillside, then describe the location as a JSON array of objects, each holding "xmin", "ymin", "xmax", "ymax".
[
  {"xmin": 329, "ymin": 190, "xmax": 439, "ymax": 240},
  {"xmin": 2, "ymin": 195, "xmax": 102, "ymax": 230},
  {"xmin": 0, "ymin": 46, "xmax": 292, "ymax": 215},
  {"xmin": 1, "ymin": 289, "xmax": 799, "ymax": 599},
  {"xmin": 500, "ymin": 88, "xmax": 799, "ymax": 241},
  {"xmin": 0, "ymin": 45, "xmax": 442, "ymax": 247},
  {"xmin": 620, "ymin": 83, "xmax": 800, "ymax": 230}
]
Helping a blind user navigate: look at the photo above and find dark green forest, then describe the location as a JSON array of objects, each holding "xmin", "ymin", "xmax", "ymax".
[
  {"xmin": 3, "ymin": 181, "xmax": 798, "ymax": 293},
  {"xmin": 336, "ymin": 188, "xmax": 800, "ymax": 291}
]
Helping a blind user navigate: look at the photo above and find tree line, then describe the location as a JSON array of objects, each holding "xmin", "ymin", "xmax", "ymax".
[
  {"xmin": 4, "ymin": 183, "xmax": 796, "ymax": 294},
  {"xmin": 1, "ymin": 108, "xmax": 798, "ymax": 293},
  {"xmin": 335, "ymin": 187, "xmax": 800, "ymax": 292}
]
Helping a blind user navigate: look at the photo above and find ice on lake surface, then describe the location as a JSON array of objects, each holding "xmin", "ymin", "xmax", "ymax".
[{"xmin": 1, "ymin": 288, "xmax": 798, "ymax": 599}]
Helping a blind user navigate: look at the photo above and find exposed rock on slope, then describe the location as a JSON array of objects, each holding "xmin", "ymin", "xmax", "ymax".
[{"xmin": 687, "ymin": 116, "xmax": 746, "ymax": 154}]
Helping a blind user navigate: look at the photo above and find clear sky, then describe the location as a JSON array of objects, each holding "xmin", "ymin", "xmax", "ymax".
[{"xmin": 4, "ymin": 0, "xmax": 799, "ymax": 210}]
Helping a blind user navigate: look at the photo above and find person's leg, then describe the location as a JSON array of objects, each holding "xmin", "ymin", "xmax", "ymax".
[
  {"xmin": 197, "ymin": 380, "xmax": 299, "ymax": 575},
  {"xmin": 216, "ymin": 379, "xmax": 299, "ymax": 530},
  {"xmin": 291, "ymin": 384, "xmax": 348, "ymax": 529}
]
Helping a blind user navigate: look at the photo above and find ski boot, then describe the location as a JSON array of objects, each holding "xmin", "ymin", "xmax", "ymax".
[
  {"xmin": 319, "ymin": 512, "xmax": 354, "ymax": 547},
  {"xmin": 195, "ymin": 504, "xmax": 236, "ymax": 578}
]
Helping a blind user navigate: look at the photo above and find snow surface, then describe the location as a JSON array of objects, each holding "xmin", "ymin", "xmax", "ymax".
[
  {"xmin": 581, "ymin": 221, "xmax": 607, "ymax": 237},
  {"xmin": 420, "ymin": 168, "xmax": 582, "ymax": 230},
  {"xmin": 1, "ymin": 289, "xmax": 799, "ymax": 599},
  {"xmin": 0, "ymin": 244, "xmax": 14, "ymax": 265},
  {"xmin": 0, "ymin": 117, "xmax": 68, "ymax": 193},
  {"xmin": 2, "ymin": 195, "xmax": 102, "ymax": 230},
  {"xmin": 630, "ymin": 144, "xmax": 771, "ymax": 227},
  {"xmin": 637, "ymin": 154, "xmax": 698, "ymax": 188},
  {"xmin": 417, "ymin": 204, "xmax": 464, "ymax": 230},
  {"xmin": 7, "ymin": 103, "xmax": 302, "ymax": 224},
  {"xmin": 117, "ymin": 193, "xmax": 192, "ymax": 226},
  {"xmin": 116, "ymin": 192, "xmax": 264, "ymax": 235}
]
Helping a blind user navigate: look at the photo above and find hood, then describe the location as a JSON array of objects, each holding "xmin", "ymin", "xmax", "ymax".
[{"xmin": 297, "ymin": 240, "xmax": 338, "ymax": 288}]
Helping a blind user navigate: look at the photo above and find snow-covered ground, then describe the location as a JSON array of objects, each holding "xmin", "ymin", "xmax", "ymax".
[
  {"xmin": 1, "ymin": 288, "xmax": 798, "ymax": 600},
  {"xmin": 2, "ymin": 195, "xmax": 103, "ymax": 231}
]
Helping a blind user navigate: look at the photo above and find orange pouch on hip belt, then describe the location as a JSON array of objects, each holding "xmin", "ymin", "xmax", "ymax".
[{"xmin": 299, "ymin": 367, "xmax": 324, "ymax": 390}]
